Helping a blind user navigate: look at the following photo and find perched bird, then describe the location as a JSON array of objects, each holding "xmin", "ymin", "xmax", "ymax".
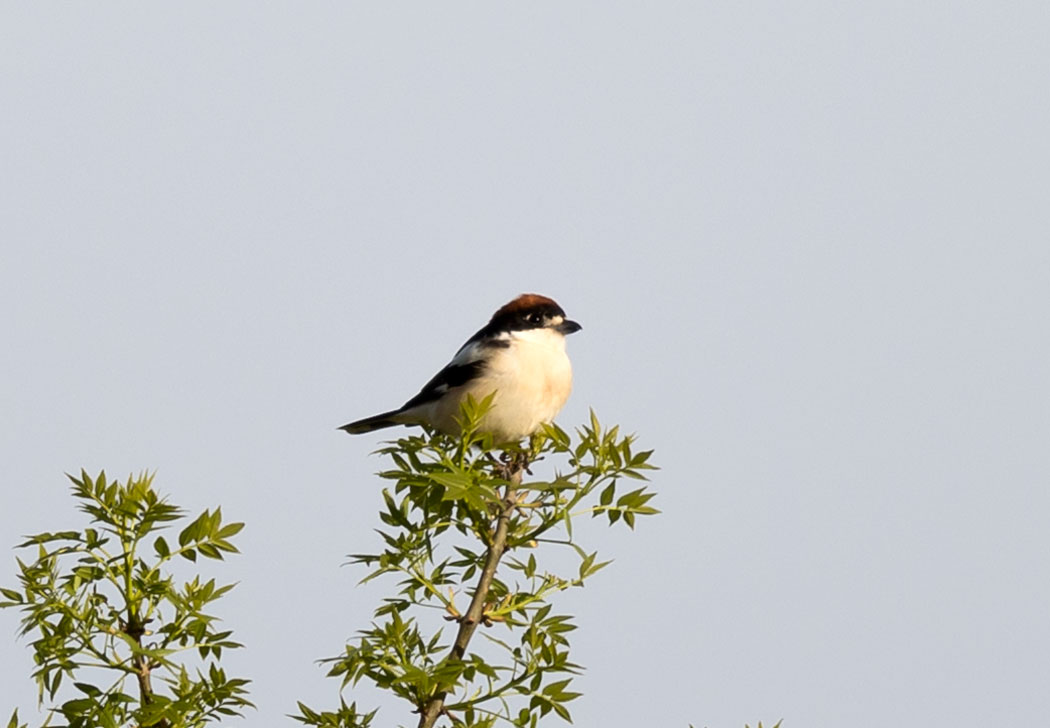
[{"xmin": 340, "ymin": 294, "xmax": 581, "ymax": 442}]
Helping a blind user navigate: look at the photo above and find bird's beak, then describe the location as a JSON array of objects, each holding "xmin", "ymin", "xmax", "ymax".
[{"xmin": 557, "ymin": 319, "xmax": 582, "ymax": 335}]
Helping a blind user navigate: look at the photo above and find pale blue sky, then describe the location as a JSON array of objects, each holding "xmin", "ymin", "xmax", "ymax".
[{"xmin": 3, "ymin": 3, "xmax": 1049, "ymax": 726}]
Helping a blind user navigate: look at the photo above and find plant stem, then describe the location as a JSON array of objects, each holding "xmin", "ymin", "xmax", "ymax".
[
  {"xmin": 128, "ymin": 615, "xmax": 169, "ymax": 728},
  {"xmin": 417, "ymin": 461, "xmax": 524, "ymax": 728}
]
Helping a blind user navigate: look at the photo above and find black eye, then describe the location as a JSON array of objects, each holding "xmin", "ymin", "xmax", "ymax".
[{"xmin": 525, "ymin": 312, "xmax": 542, "ymax": 325}]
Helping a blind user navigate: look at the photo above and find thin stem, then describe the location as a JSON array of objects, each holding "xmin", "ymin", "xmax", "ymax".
[
  {"xmin": 416, "ymin": 460, "xmax": 524, "ymax": 728},
  {"xmin": 124, "ymin": 565, "xmax": 169, "ymax": 728},
  {"xmin": 485, "ymin": 577, "xmax": 572, "ymax": 619},
  {"xmin": 398, "ymin": 563, "xmax": 454, "ymax": 608},
  {"xmin": 444, "ymin": 668, "xmax": 533, "ymax": 713},
  {"xmin": 130, "ymin": 622, "xmax": 169, "ymax": 728}
]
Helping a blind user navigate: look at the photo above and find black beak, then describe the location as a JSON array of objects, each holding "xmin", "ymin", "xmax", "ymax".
[{"xmin": 557, "ymin": 319, "xmax": 582, "ymax": 335}]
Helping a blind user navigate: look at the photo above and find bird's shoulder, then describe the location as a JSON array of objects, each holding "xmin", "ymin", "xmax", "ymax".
[{"xmin": 399, "ymin": 335, "xmax": 508, "ymax": 410}]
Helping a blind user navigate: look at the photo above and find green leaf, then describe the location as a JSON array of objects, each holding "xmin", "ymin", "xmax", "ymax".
[
  {"xmin": 197, "ymin": 542, "xmax": 222, "ymax": 560},
  {"xmin": 73, "ymin": 681, "xmax": 102, "ymax": 697},
  {"xmin": 429, "ymin": 470, "xmax": 475, "ymax": 494},
  {"xmin": 0, "ymin": 587, "xmax": 23, "ymax": 604},
  {"xmin": 217, "ymin": 521, "xmax": 245, "ymax": 539}
]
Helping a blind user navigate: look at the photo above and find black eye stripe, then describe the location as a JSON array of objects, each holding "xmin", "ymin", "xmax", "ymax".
[{"xmin": 463, "ymin": 302, "xmax": 568, "ymax": 345}]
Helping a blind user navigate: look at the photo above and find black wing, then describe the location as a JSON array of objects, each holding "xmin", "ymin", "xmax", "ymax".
[{"xmin": 399, "ymin": 359, "xmax": 486, "ymax": 411}]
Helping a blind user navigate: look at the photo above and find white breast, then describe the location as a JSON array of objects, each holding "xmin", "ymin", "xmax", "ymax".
[{"xmin": 426, "ymin": 328, "xmax": 574, "ymax": 442}]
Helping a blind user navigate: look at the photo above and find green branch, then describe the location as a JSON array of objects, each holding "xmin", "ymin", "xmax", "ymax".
[
  {"xmin": 1, "ymin": 471, "xmax": 251, "ymax": 728},
  {"xmin": 299, "ymin": 406, "xmax": 658, "ymax": 728}
]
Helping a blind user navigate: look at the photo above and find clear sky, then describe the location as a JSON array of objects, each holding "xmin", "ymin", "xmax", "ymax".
[{"xmin": 2, "ymin": 3, "xmax": 1049, "ymax": 726}]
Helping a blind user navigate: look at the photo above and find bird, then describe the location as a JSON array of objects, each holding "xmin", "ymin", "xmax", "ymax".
[{"xmin": 340, "ymin": 294, "xmax": 582, "ymax": 443}]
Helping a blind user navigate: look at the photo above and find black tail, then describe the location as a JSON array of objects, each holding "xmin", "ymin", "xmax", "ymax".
[{"xmin": 339, "ymin": 409, "xmax": 404, "ymax": 435}]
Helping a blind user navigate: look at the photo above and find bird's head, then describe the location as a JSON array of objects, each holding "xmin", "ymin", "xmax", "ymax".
[{"xmin": 489, "ymin": 294, "xmax": 582, "ymax": 337}]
